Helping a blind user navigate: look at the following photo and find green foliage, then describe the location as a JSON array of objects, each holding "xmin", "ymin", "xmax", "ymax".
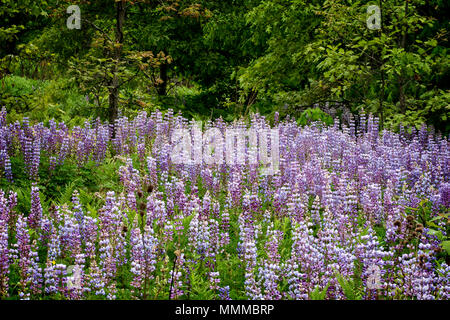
[
  {"xmin": 0, "ymin": 0, "xmax": 45, "ymax": 53},
  {"xmin": 240, "ymin": 0, "xmax": 321, "ymax": 94},
  {"xmin": 424, "ymin": 211, "xmax": 450, "ymax": 256},
  {"xmin": 0, "ymin": 75, "xmax": 95, "ymax": 125},
  {"xmin": 296, "ymin": 107, "xmax": 334, "ymax": 126},
  {"xmin": 2, "ymin": 0, "xmax": 447, "ymax": 130},
  {"xmin": 441, "ymin": 241, "xmax": 450, "ymax": 255},
  {"xmin": 237, "ymin": 0, "xmax": 450, "ymax": 133},
  {"xmin": 309, "ymin": 284, "xmax": 329, "ymax": 300},
  {"xmin": 302, "ymin": 0, "xmax": 449, "ymax": 131},
  {"xmin": 335, "ymin": 272, "xmax": 363, "ymax": 300},
  {"xmin": 187, "ymin": 261, "xmax": 215, "ymax": 299}
]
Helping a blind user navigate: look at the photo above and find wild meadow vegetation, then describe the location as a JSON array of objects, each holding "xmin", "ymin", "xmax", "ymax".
[
  {"xmin": 0, "ymin": 108, "xmax": 449, "ymax": 300},
  {"xmin": 0, "ymin": 0, "xmax": 449, "ymax": 300}
]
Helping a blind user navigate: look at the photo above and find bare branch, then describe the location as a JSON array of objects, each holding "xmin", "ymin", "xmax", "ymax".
[{"xmin": 81, "ymin": 18, "xmax": 113, "ymax": 43}]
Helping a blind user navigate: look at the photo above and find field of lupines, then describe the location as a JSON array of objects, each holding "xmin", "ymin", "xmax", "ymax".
[{"xmin": 0, "ymin": 107, "xmax": 449, "ymax": 300}]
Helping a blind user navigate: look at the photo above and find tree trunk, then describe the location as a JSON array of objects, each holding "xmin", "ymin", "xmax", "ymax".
[
  {"xmin": 157, "ymin": 62, "xmax": 168, "ymax": 96},
  {"xmin": 109, "ymin": 84, "xmax": 119, "ymax": 124},
  {"xmin": 399, "ymin": 78, "xmax": 406, "ymax": 114},
  {"xmin": 108, "ymin": 0, "xmax": 126, "ymax": 130}
]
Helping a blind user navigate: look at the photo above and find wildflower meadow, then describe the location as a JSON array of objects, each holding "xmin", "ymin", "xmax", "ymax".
[{"xmin": 0, "ymin": 108, "xmax": 448, "ymax": 300}]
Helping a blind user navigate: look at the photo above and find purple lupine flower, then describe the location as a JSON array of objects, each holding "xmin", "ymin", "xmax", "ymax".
[
  {"xmin": 30, "ymin": 138, "xmax": 41, "ymax": 180},
  {"xmin": 130, "ymin": 226, "xmax": 158, "ymax": 298},
  {"xmin": 436, "ymin": 263, "xmax": 450, "ymax": 300},
  {"xmin": 83, "ymin": 216, "xmax": 98, "ymax": 259},
  {"xmin": 242, "ymin": 239, "xmax": 262, "ymax": 299},
  {"xmin": 354, "ymin": 227, "xmax": 390, "ymax": 299},
  {"xmin": 98, "ymin": 230, "xmax": 118, "ymax": 299},
  {"xmin": 169, "ymin": 251, "xmax": 185, "ymax": 299},
  {"xmin": 286, "ymin": 220, "xmax": 325, "ymax": 299},
  {"xmin": 59, "ymin": 137, "xmax": 69, "ymax": 165},
  {"xmin": 39, "ymin": 216, "xmax": 53, "ymax": 245},
  {"xmin": 209, "ymin": 271, "xmax": 220, "ymax": 292},
  {"xmin": 0, "ymin": 107, "xmax": 449, "ymax": 300},
  {"xmin": 188, "ymin": 213, "xmax": 210, "ymax": 257},
  {"xmin": 0, "ymin": 107, "xmax": 6, "ymax": 127},
  {"xmin": 44, "ymin": 232, "xmax": 61, "ymax": 295},
  {"xmin": 438, "ymin": 182, "xmax": 450, "ymax": 208},
  {"xmin": 48, "ymin": 156, "xmax": 57, "ymax": 173},
  {"xmin": 218, "ymin": 285, "xmax": 231, "ymax": 300},
  {"xmin": 137, "ymin": 142, "xmax": 146, "ymax": 163},
  {"xmin": 28, "ymin": 185, "xmax": 42, "ymax": 230},
  {"xmin": 3, "ymin": 151, "xmax": 13, "ymax": 182},
  {"xmin": 0, "ymin": 193, "xmax": 9, "ymax": 297},
  {"xmin": 15, "ymin": 216, "xmax": 31, "ymax": 298},
  {"xmin": 59, "ymin": 213, "xmax": 82, "ymax": 260},
  {"xmin": 27, "ymin": 240, "xmax": 43, "ymax": 296},
  {"xmin": 86, "ymin": 260, "xmax": 106, "ymax": 298},
  {"xmin": 67, "ymin": 254, "xmax": 86, "ymax": 299}
]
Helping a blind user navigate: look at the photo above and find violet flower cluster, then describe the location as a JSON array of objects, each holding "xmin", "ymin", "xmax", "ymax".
[{"xmin": 0, "ymin": 108, "xmax": 448, "ymax": 300}]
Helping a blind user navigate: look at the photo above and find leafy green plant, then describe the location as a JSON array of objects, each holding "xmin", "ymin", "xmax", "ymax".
[
  {"xmin": 335, "ymin": 272, "xmax": 362, "ymax": 300},
  {"xmin": 309, "ymin": 284, "xmax": 329, "ymax": 300},
  {"xmin": 297, "ymin": 107, "xmax": 334, "ymax": 126}
]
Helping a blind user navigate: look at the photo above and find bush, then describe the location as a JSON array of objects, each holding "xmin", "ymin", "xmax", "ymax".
[{"xmin": 0, "ymin": 75, "xmax": 95, "ymax": 125}]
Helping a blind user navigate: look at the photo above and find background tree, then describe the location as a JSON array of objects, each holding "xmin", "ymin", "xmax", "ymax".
[
  {"xmin": 0, "ymin": 0, "xmax": 448, "ymax": 133},
  {"xmin": 239, "ymin": 0, "xmax": 449, "ymax": 131}
]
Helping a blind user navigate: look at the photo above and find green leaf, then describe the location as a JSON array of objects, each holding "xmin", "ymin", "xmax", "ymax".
[
  {"xmin": 309, "ymin": 284, "xmax": 329, "ymax": 300},
  {"xmin": 441, "ymin": 241, "xmax": 450, "ymax": 255},
  {"xmin": 427, "ymin": 229, "xmax": 444, "ymax": 241},
  {"xmin": 335, "ymin": 272, "xmax": 361, "ymax": 300}
]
